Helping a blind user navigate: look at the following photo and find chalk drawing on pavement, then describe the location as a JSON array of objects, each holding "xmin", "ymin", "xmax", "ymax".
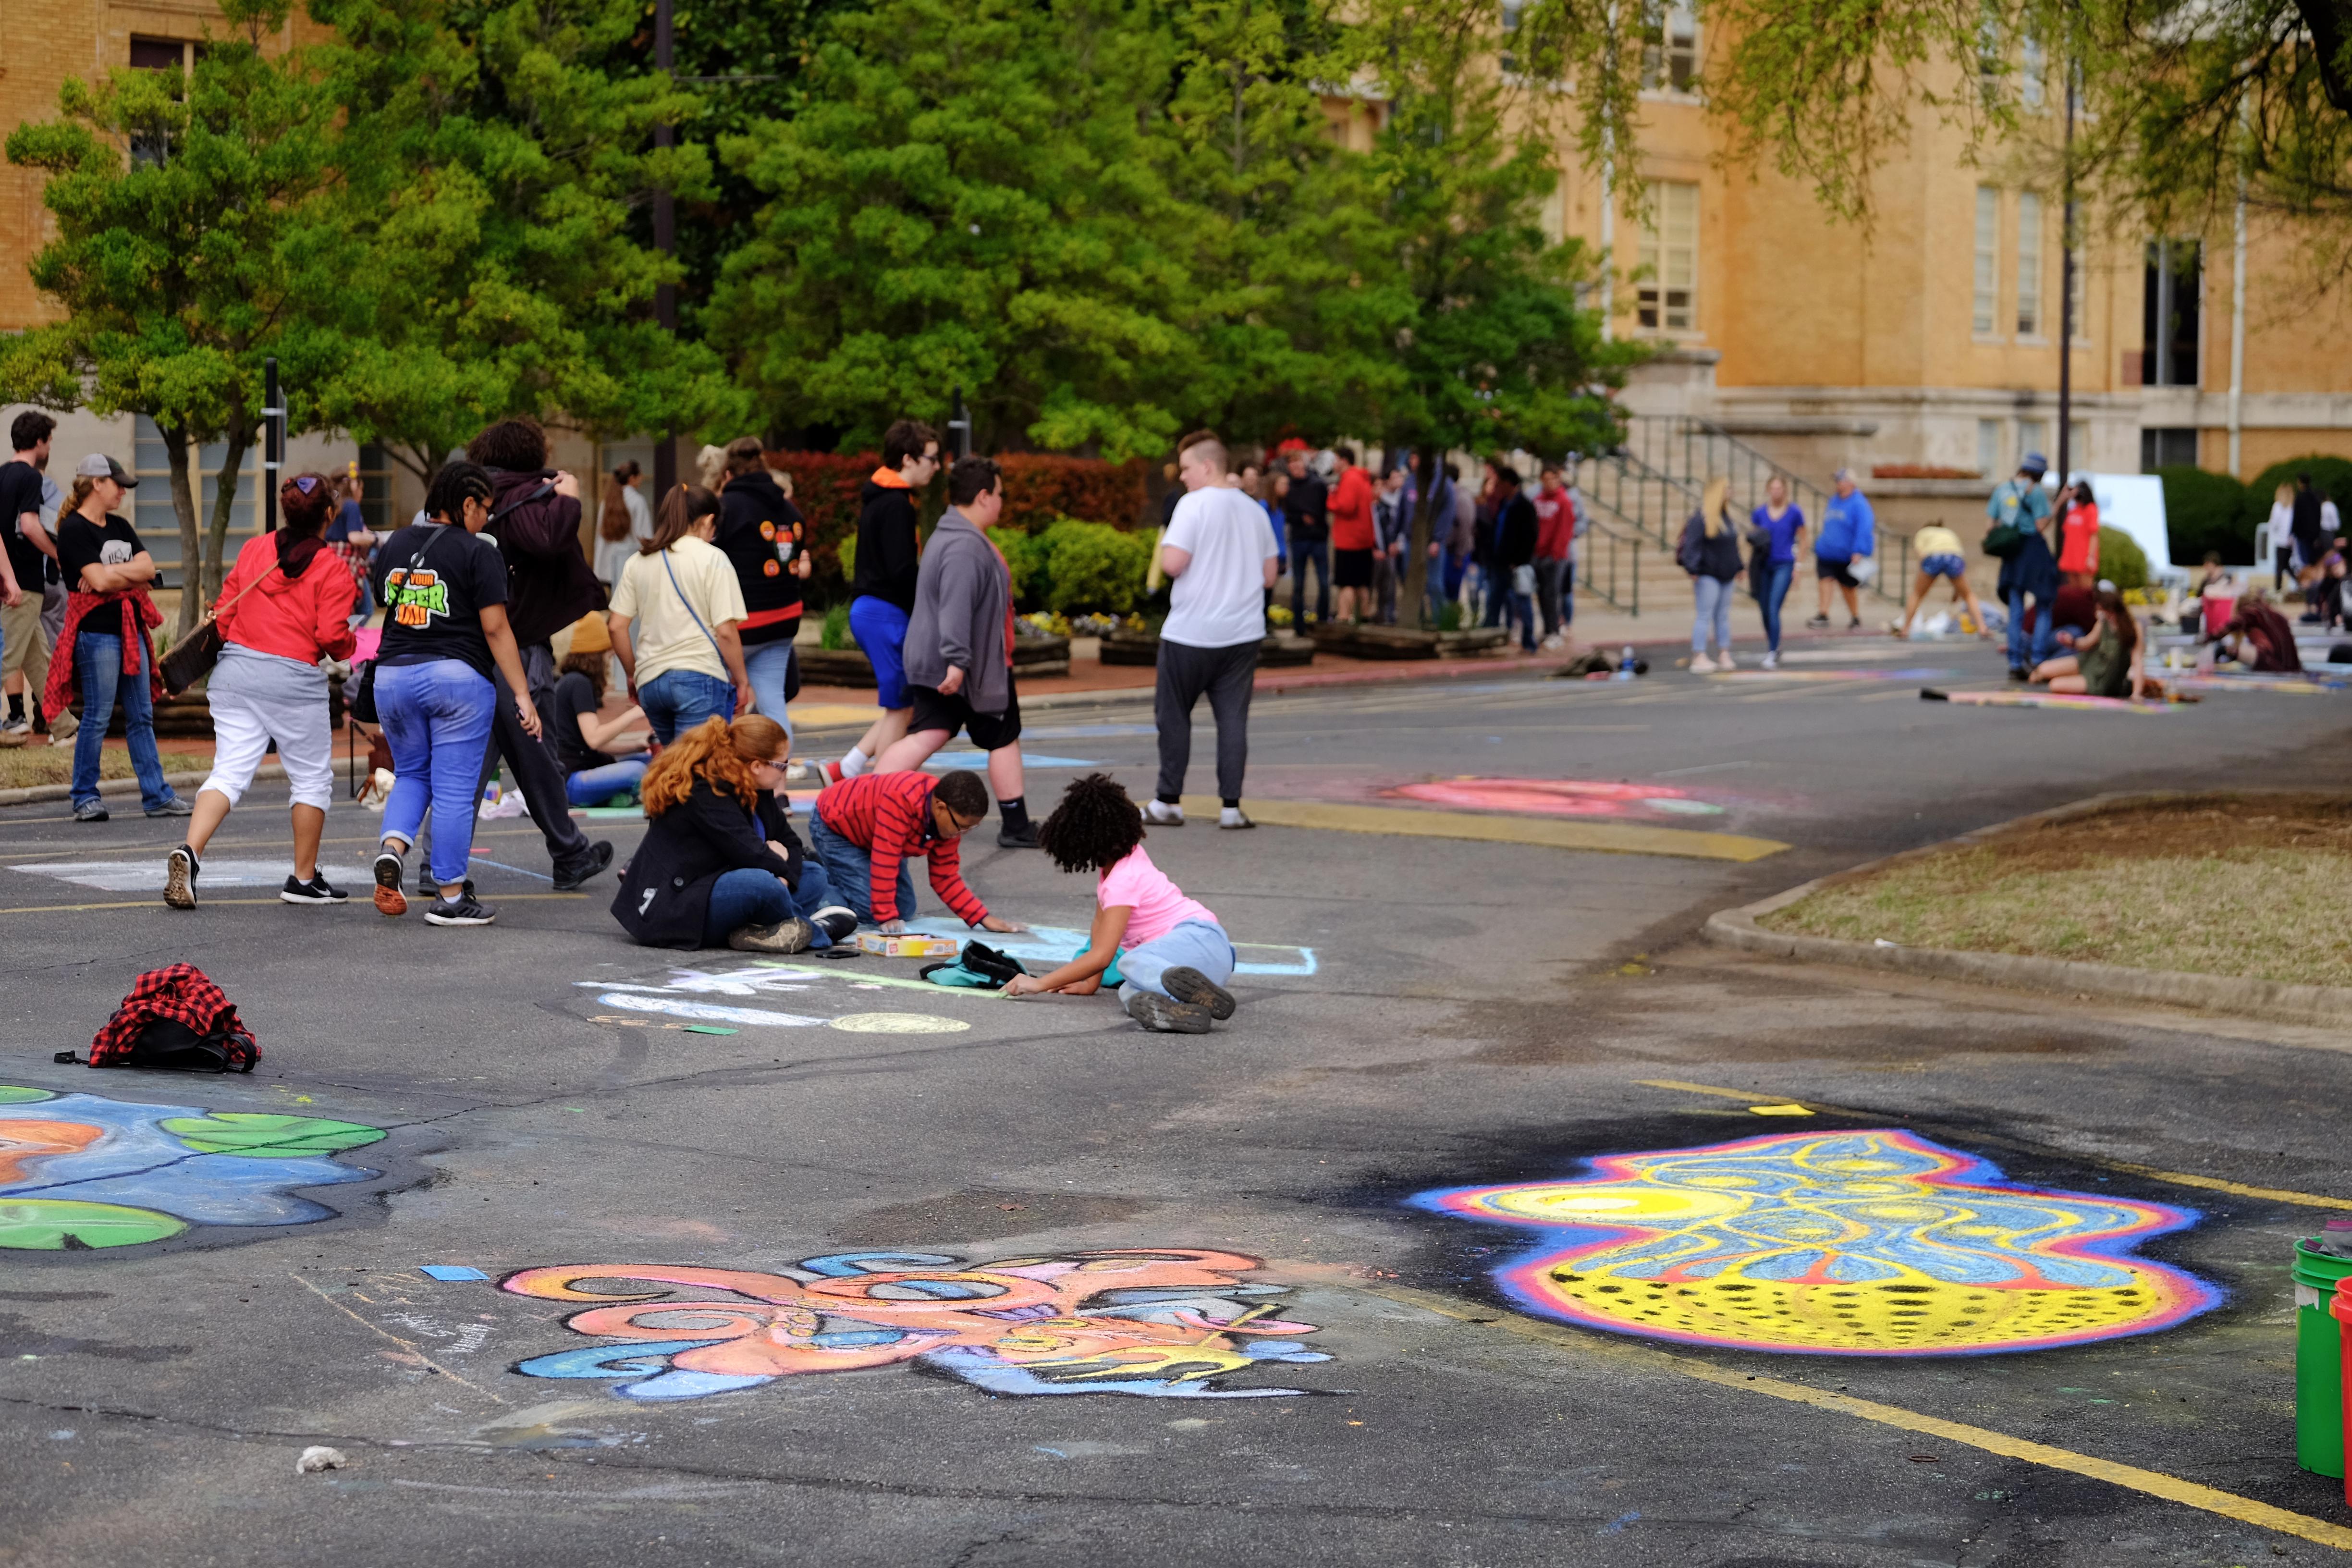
[
  {"xmin": 1415, "ymin": 1128, "xmax": 2220, "ymax": 1356},
  {"xmin": 828, "ymin": 1012, "xmax": 971, "ymax": 1033},
  {"xmin": 903, "ymin": 919, "xmax": 1318, "ymax": 976},
  {"xmin": 10, "ymin": 861, "xmax": 370, "ymax": 893},
  {"xmin": 1384, "ymin": 778, "xmax": 1728, "ymax": 820},
  {"xmin": 0, "ymin": 1086, "xmax": 387, "ymax": 1251},
  {"xmin": 503, "ymin": 1249, "xmax": 1331, "ymax": 1401}
]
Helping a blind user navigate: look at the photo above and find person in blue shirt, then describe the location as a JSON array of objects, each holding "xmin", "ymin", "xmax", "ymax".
[
  {"xmin": 1988, "ymin": 452, "xmax": 2060, "ymax": 678},
  {"xmin": 1808, "ymin": 468, "xmax": 1875, "ymax": 630},
  {"xmin": 1747, "ymin": 475, "xmax": 1805, "ymax": 668}
]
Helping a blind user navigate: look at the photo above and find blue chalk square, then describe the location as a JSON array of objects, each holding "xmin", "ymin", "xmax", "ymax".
[{"xmin": 419, "ymin": 1265, "xmax": 490, "ymax": 1281}]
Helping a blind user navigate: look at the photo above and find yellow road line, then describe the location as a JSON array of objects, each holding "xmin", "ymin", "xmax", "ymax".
[
  {"xmin": 787, "ymin": 704, "xmax": 884, "ymax": 730},
  {"xmin": 1634, "ymin": 1078, "xmax": 2352, "ymax": 1210},
  {"xmin": 0, "ymin": 893, "xmax": 588, "ymax": 916},
  {"xmin": 1341, "ymin": 1276, "xmax": 2352, "ymax": 1555},
  {"xmin": 1180, "ymin": 797, "xmax": 1788, "ymax": 863}
]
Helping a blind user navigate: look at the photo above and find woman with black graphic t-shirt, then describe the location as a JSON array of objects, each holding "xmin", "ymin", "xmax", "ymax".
[{"xmin": 364, "ymin": 461, "xmax": 542, "ymax": 928}]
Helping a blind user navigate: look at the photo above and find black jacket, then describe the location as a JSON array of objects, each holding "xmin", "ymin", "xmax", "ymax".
[
  {"xmin": 1678, "ymin": 514, "xmax": 1743, "ymax": 581},
  {"xmin": 484, "ymin": 468, "xmax": 602, "ymax": 649},
  {"xmin": 1495, "ymin": 494, "xmax": 1539, "ymax": 570},
  {"xmin": 612, "ymin": 777, "xmax": 808, "ymax": 948},
  {"xmin": 714, "ymin": 469, "xmax": 805, "ymax": 647},
  {"xmin": 852, "ymin": 478, "xmax": 923, "ymax": 612}
]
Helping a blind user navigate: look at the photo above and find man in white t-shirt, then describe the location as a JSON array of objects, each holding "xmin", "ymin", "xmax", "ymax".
[{"xmin": 1148, "ymin": 435, "xmax": 1280, "ymax": 830}]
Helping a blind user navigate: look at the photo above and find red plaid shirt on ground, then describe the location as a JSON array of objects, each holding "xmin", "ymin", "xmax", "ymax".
[
  {"xmin": 87, "ymin": 963, "xmax": 258, "ymax": 1070},
  {"xmin": 814, "ymin": 772, "xmax": 989, "ymax": 926}
]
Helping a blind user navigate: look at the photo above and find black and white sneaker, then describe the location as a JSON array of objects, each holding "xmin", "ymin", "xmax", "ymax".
[
  {"xmin": 423, "ymin": 891, "xmax": 497, "ymax": 926},
  {"xmin": 372, "ymin": 851, "xmax": 409, "ymax": 917},
  {"xmin": 1125, "ymin": 989, "xmax": 1214, "ymax": 1034},
  {"xmin": 163, "ymin": 845, "xmax": 199, "ymax": 910},
  {"xmin": 1159, "ymin": 965, "xmax": 1237, "ymax": 1020},
  {"xmin": 811, "ymin": 906, "xmax": 859, "ymax": 943},
  {"xmin": 281, "ymin": 874, "xmax": 348, "ymax": 905}
]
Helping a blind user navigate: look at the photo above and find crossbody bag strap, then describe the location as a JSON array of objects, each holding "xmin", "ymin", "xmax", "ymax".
[{"xmin": 661, "ymin": 548, "xmax": 728, "ymax": 666}]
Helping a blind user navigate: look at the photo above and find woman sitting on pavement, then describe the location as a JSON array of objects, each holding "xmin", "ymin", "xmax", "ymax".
[
  {"xmin": 2031, "ymin": 587, "xmax": 2147, "ymax": 698},
  {"xmin": 611, "ymin": 713, "xmax": 858, "ymax": 953},
  {"xmin": 2213, "ymin": 587, "xmax": 2304, "ymax": 672},
  {"xmin": 1004, "ymin": 773, "xmax": 1238, "ymax": 1034},
  {"xmin": 609, "ymin": 483, "xmax": 754, "ymax": 743},
  {"xmin": 549, "ymin": 612, "xmax": 649, "ymax": 807},
  {"xmin": 164, "ymin": 473, "xmax": 358, "ymax": 910}
]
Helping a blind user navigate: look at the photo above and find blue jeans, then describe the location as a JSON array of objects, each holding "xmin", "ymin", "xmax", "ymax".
[
  {"xmin": 70, "ymin": 632, "xmax": 176, "ymax": 811},
  {"xmin": 1118, "ymin": 919, "xmax": 1237, "ymax": 1006},
  {"xmin": 698, "ymin": 862, "xmax": 843, "ymax": 946},
  {"xmin": 1288, "ymin": 529, "xmax": 1330, "ymax": 625},
  {"xmin": 378, "ymin": 659, "xmax": 497, "ymax": 886},
  {"xmin": 2007, "ymin": 587, "xmax": 2058, "ymax": 670},
  {"xmin": 1692, "ymin": 575, "xmax": 1733, "ymax": 653},
  {"xmin": 1758, "ymin": 561, "xmax": 1795, "ymax": 651},
  {"xmin": 742, "ymin": 639, "xmax": 796, "ymax": 744},
  {"xmin": 639, "ymin": 668, "xmax": 735, "ymax": 745},
  {"xmin": 808, "ymin": 813, "xmax": 917, "ymax": 925},
  {"xmin": 565, "ymin": 753, "xmax": 649, "ymax": 807}
]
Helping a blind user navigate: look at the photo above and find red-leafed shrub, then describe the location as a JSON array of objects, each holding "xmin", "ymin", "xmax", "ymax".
[{"xmin": 1871, "ymin": 464, "xmax": 1986, "ymax": 480}]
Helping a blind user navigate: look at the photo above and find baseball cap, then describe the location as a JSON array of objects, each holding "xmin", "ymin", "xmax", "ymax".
[
  {"xmin": 73, "ymin": 453, "xmax": 137, "ymax": 488},
  {"xmin": 2019, "ymin": 451, "xmax": 2048, "ymax": 478},
  {"xmin": 1832, "ymin": 466, "xmax": 1856, "ymax": 482}
]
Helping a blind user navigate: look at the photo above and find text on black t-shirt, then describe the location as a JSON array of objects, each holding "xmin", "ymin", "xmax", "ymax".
[{"xmin": 369, "ymin": 523, "xmax": 508, "ymax": 680}]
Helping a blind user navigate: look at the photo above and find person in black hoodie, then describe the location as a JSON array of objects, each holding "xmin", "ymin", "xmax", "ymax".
[
  {"xmin": 610, "ymin": 713, "xmax": 858, "ymax": 951},
  {"xmin": 416, "ymin": 417, "xmax": 614, "ymax": 894},
  {"xmin": 828, "ymin": 418, "xmax": 939, "ymax": 781},
  {"xmin": 712, "ymin": 436, "xmax": 810, "ymax": 742},
  {"xmin": 1486, "ymin": 462, "xmax": 1540, "ymax": 651}
]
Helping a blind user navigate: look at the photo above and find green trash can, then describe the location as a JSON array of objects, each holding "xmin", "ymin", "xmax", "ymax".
[{"xmin": 2294, "ymin": 1237, "xmax": 2352, "ymax": 1477}]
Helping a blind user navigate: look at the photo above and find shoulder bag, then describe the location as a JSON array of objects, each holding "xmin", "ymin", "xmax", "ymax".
[
  {"xmin": 160, "ymin": 555, "xmax": 280, "ymax": 697},
  {"xmin": 350, "ymin": 526, "xmax": 454, "ymax": 724}
]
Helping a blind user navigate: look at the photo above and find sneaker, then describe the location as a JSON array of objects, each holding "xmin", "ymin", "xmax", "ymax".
[
  {"xmin": 73, "ymin": 799, "xmax": 109, "ymax": 822},
  {"xmin": 1689, "ymin": 653, "xmax": 1718, "ymax": 674},
  {"xmin": 164, "ymin": 845, "xmax": 199, "ymax": 910},
  {"xmin": 0, "ymin": 715, "xmax": 26, "ymax": 735},
  {"xmin": 1219, "ymin": 807, "xmax": 1255, "ymax": 830},
  {"xmin": 1125, "ymin": 989, "xmax": 1214, "ymax": 1034},
  {"xmin": 1159, "ymin": 965, "xmax": 1237, "ymax": 1020},
  {"xmin": 1848, "ymin": 616, "xmax": 1862, "ymax": 630},
  {"xmin": 1805, "ymin": 614, "xmax": 1831, "ymax": 629},
  {"xmin": 551, "ymin": 841, "xmax": 614, "ymax": 892},
  {"xmin": 728, "ymin": 917, "xmax": 814, "ymax": 953},
  {"xmin": 823, "ymin": 759, "xmax": 847, "ymax": 784},
  {"xmin": 281, "ymin": 873, "xmax": 347, "ymax": 905},
  {"xmin": 1760, "ymin": 651, "xmax": 1779, "ymax": 670},
  {"xmin": 1718, "ymin": 652, "xmax": 1738, "ymax": 670},
  {"xmin": 996, "ymin": 821, "xmax": 1040, "ymax": 849},
  {"xmin": 1144, "ymin": 799, "xmax": 1185, "ymax": 827},
  {"xmin": 424, "ymin": 891, "xmax": 498, "ymax": 926},
  {"xmin": 146, "ymin": 796, "xmax": 193, "ymax": 818},
  {"xmin": 811, "ymin": 906, "xmax": 859, "ymax": 943},
  {"xmin": 372, "ymin": 851, "xmax": 409, "ymax": 917},
  {"xmin": 2009, "ymin": 665, "xmax": 2033, "ymax": 682}
]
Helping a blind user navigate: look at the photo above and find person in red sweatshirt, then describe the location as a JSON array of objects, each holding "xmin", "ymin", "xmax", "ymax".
[
  {"xmin": 163, "ymin": 473, "xmax": 359, "ymax": 909},
  {"xmin": 807, "ymin": 767, "xmax": 1028, "ymax": 933},
  {"xmin": 1326, "ymin": 447, "xmax": 1377, "ymax": 624}
]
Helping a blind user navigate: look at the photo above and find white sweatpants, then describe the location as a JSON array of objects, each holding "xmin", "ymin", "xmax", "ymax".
[{"xmin": 202, "ymin": 690, "xmax": 335, "ymax": 811}]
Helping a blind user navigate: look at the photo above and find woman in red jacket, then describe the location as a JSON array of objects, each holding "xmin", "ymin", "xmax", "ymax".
[{"xmin": 162, "ymin": 473, "xmax": 359, "ymax": 910}]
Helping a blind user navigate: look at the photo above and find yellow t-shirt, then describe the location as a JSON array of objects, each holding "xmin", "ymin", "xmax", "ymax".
[
  {"xmin": 609, "ymin": 536, "xmax": 747, "ymax": 685},
  {"xmin": 1914, "ymin": 526, "xmax": 1964, "ymax": 558}
]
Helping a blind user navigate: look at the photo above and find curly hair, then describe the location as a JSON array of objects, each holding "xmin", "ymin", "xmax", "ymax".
[
  {"xmin": 280, "ymin": 472, "xmax": 336, "ymax": 539},
  {"xmin": 641, "ymin": 714, "xmax": 789, "ymax": 818},
  {"xmin": 466, "ymin": 416, "xmax": 547, "ymax": 472},
  {"xmin": 1035, "ymin": 773, "xmax": 1144, "ymax": 874}
]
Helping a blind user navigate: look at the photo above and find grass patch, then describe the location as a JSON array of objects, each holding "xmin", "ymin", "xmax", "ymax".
[
  {"xmin": 1761, "ymin": 795, "xmax": 2352, "ymax": 989},
  {"xmin": 0, "ymin": 745, "xmax": 207, "ymax": 791}
]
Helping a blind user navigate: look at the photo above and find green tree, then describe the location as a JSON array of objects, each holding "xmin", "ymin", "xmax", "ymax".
[
  {"xmin": 710, "ymin": 0, "xmax": 1207, "ymax": 458},
  {"xmin": 1354, "ymin": 0, "xmax": 1642, "ymax": 627},
  {"xmin": 2, "ymin": 1, "xmax": 342, "ymax": 631},
  {"xmin": 304, "ymin": 0, "xmax": 747, "ymax": 490}
]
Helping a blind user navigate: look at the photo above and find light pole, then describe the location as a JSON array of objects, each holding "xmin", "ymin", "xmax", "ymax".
[
  {"xmin": 651, "ymin": 0, "xmax": 678, "ymax": 502},
  {"xmin": 262, "ymin": 356, "xmax": 283, "ymax": 536},
  {"xmin": 2056, "ymin": 60, "xmax": 2077, "ymax": 489}
]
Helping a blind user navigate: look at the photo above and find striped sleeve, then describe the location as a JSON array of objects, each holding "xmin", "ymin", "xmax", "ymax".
[{"xmin": 925, "ymin": 835, "xmax": 989, "ymax": 927}]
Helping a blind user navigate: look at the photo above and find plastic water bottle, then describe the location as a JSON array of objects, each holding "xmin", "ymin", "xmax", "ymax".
[{"xmin": 1614, "ymin": 643, "xmax": 1636, "ymax": 680}]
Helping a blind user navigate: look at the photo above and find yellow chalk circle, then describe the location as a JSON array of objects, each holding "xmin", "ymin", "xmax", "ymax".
[{"xmin": 827, "ymin": 1012, "xmax": 971, "ymax": 1034}]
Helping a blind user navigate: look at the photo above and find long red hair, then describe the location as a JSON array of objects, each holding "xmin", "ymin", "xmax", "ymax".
[{"xmin": 642, "ymin": 714, "xmax": 788, "ymax": 817}]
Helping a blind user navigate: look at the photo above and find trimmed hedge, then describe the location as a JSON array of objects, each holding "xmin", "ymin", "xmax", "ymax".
[
  {"xmin": 2096, "ymin": 527, "xmax": 2148, "ymax": 592},
  {"xmin": 2153, "ymin": 466, "xmax": 2253, "ymax": 567}
]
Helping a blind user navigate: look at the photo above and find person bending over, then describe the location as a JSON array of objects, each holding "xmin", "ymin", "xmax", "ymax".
[
  {"xmin": 808, "ymin": 767, "xmax": 1027, "ymax": 934},
  {"xmin": 611, "ymin": 713, "xmax": 857, "ymax": 952},
  {"xmin": 1004, "ymin": 773, "xmax": 1239, "ymax": 1035}
]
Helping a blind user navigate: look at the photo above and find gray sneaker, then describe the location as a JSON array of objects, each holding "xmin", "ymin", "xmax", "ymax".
[
  {"xmin": 73, "ymin": 799, "xmax": 109, "ymax": 822},
  {"xmin": 146, "ymin": 796, "xmax": 193, "ymax": 818},
  {"xmin": 728, "ymin": 917, "xmax": 814, "ymax": 954},
  {"xmin": 1159, "ymin": 965, "xmax": 1237, "ymax": 1020},
  {"xmin": 1125, "ymin": 989, "xmax": 1214, "ymax": 1034}
]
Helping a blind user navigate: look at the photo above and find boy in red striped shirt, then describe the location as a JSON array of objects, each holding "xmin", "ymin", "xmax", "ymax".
[{"xmin": 809, "ymin": 768, "xmax": 1028, "ymax": 933}]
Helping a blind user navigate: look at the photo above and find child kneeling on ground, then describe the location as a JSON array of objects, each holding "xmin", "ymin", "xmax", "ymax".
[{"xmin": 1004, "ymin": 773, "xmax": 1238, "ymax": 1033}]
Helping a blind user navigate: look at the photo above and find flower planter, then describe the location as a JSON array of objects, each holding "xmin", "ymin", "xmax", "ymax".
[
  {"xmin": 1299, "ymin": 622, "xmax": 1512, "ymax": 662},
  {"xmin": 1258, "ymin": 633, "xmax": 1315, "ymax": 667},
  {"xmin": 800, "ymin": 647, "xmax": 876, "ymax": 687},
  {"xmin": 1013, "ymin": 633, "xmax": 1071, "ymax": 680},
  {"xmin": 1098, "ymin": 630, "xmax": 1160, "ymax": 666}
]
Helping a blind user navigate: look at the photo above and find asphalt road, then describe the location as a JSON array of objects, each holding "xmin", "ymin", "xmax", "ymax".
[{"xmin": 5, "ymin": 637, "xmax": 2352, "ymax": 1566}]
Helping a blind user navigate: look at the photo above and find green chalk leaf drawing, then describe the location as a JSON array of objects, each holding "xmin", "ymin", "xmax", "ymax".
[
  {"xmin": 0, "ymin": 1086, "xmax": 57, "ymax": 1103},
  {"xmin": 159, "ymin": 1114, "xmax": 389, "ymax": 1158},
  {"xmin": 0, "ymin": 1198, "xmax": 186, "ymax": 1250}
]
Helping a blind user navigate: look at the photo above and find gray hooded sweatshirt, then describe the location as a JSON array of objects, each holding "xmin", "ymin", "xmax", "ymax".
[{"xmin": 903, "ymin": 507, "xmax": 1013, "ymax": 715}]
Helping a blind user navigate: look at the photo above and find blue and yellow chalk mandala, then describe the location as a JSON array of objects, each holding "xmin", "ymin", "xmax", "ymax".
[{"xmin": 1414, "ymin": 1129, "xmax": 2221, "ymax": 1355}]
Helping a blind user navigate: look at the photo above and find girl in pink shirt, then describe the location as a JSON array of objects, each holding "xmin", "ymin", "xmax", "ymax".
[{"xmin": 1004, "ymin": 774, "xmax": 1237, "ymax": 1032}]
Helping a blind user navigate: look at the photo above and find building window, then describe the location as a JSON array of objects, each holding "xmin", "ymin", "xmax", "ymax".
[
  {"xmin": 2068, "ymin": 420, "xmax": 2088, "ymax": 471},
  {"xmin": 1977, "ymin": 419, "xmax": 2002, "ymax": 480},
  {"xmin": 1637, "ymin": 181, "xmax": 1699, "ymax": 332},
  {"xmin": 2141, "ymin": 428, "xmax": 2198, "ymax": 471},
  {"xmin": 2018, "ymin": 420, "xmax": 2047, "ymax": 468},
  {"xmin": 2066, "ymin": 226, "xmax": 2087, "ymax": 339},
  {"xmin": 133, "ymin": 416, "xmax": 258, "ymax": 581},
  {"xmin": 1641, "ymin": 3, "xmax": 1700, "ymax": 93},
  {"xmin": 127, "ymin": 37, "xmax": 197, "ymax": 167},
  {"xmin": 1973, "ymin": 187, "xmax": 1999, "ymax": 335},
  {"xmin": 2020, "ymin": 36, "xmax": 2046, "ymax": 110},
  {"xmin": 2143, "ymin": 239, "xmax": 2202, "ymax": 387},
  {"xmin": 2015, "ymin": 192, "xmax": 2042, "ymax": 336},
  {"xmin": 355, "ymin": 444, "xmax": 392, "ymax": 532}
]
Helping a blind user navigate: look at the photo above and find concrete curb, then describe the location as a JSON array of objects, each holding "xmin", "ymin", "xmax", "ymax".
[
  {"xmin": 1702, "ymin": 789, "xmax": 2352, "ymax": 1030},
  {"xmin": 0, "ymin": 755, "xmax": 373, "ymax": 809}
]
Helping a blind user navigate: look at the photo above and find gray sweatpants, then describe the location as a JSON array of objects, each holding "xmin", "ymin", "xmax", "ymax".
[{"xmin": 1154, "ymin": 637, "xmax": 1258, "ymax": 807}]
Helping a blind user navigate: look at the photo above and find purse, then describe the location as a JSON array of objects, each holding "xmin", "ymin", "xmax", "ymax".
[
  {"xmin": 160, "ymin": 566, "xmax": 278, "ymax": 696},
  {"xmin": 1982, "ymin": 523, "xmax": 2026, "ymax": 559},
  {"xmin": 349, "ymin": 526, "xmax": 454, "ymax": 724}
]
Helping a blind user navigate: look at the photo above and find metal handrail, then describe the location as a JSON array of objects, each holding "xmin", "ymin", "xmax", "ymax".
[{"xmin": 1574, "ymin": 523, "xmax": 1642, "ymax": 617}]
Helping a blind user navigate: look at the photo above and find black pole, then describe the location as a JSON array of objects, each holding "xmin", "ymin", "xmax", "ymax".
[
  {"xmin": 263, "ymin": 356, "xmax": 281, "ymax": 534},
  {"xmin": 2057, "ymin": 65, "xmax": 2076, "ymax": 489},
  {"xmin": 948, "ymin": 386, "xmax": 972, "ymax": 459},
  {"xmin": 650, "ymin": 0, "xmax": 678, "ymax": 502}
]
